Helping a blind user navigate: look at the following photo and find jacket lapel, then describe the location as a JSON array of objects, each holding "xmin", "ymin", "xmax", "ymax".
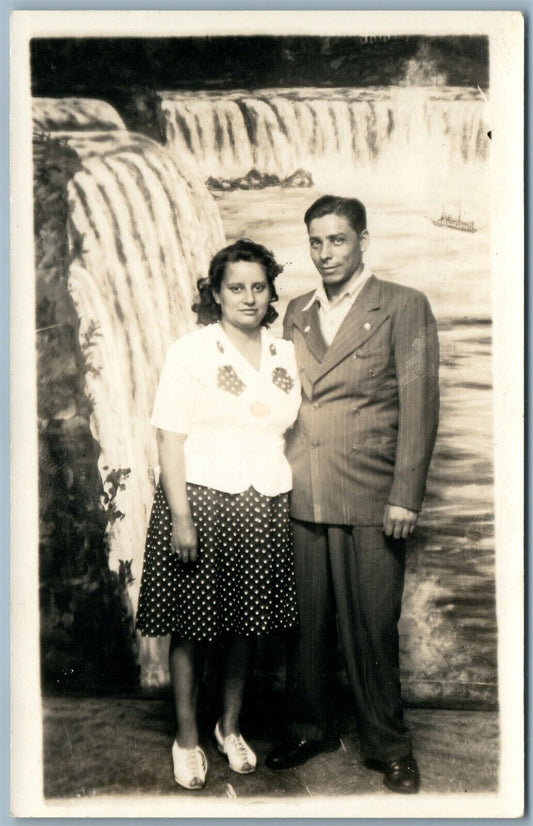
[
  {"xmin": 292, "ymin": 299, "xmax": 328, "ymax": 363},
  {"xmin": 315, "ymin": 276, "xmax": 389, "ymax": 380}
]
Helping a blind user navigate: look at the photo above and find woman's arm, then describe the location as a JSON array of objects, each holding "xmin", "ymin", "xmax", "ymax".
[{"xmin": 156, "ymin": 428, "xmax": 197, "ymax": 563}]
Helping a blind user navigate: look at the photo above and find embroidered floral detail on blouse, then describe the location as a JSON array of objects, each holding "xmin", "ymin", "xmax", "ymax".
[
  {"xmin": 217, "ymin": 365, "xmax": 246, "ymax": 396},
  {"xmin": 272, "ymin": 367, "xmax": 294, "ymax": 394}
]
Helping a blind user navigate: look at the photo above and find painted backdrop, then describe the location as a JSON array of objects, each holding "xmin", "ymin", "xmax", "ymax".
[{"xmin": 32, "ymin": 35, "xmax": 495, "ymax": 706}]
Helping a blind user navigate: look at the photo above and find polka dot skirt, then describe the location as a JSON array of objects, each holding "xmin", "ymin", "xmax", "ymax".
[{"xmin": 136, "ymin": 483, "xmax": 299, "ymax": 641}]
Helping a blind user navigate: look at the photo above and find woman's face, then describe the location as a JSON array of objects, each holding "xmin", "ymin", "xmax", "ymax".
[{"xmin": 215, "ymin": 260, "xmax": 271, "ymax": 332}]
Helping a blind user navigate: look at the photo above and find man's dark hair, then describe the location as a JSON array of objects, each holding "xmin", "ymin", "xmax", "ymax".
[
  {"xmin": 192, "ymin": 238, "xmax": 281, "ymax": 326},
  {"xmin": 304, "ymin": 195, "xmax": 367, "ymax": 235}
]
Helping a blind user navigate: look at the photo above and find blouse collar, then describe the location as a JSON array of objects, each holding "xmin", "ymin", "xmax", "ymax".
[{"xmin": 215, "ymin": 323, "xmax": 270, "ymax": 377}]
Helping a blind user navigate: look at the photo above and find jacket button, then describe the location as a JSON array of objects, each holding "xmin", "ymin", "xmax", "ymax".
[
  {"xmin": 311, "ymin": 441, "xmax": 320, "ymax": 448},
  {"xmin": 368, "ymin": 368, "xmax": 376, "ymax": 377},
  {"xmin": 312, "ymin": 402, "xmax": 320, "ymax": 409},
  {"xmin": 351, "ymin": 447, "xmax": 359, "ymax": 454},
  {"xmin": 353, "ymin": 354, "xmax": 358, "ymax": 360},
  {"xmin": 352, "ymin": 407, "xmax": 360, "ymax": 416}
]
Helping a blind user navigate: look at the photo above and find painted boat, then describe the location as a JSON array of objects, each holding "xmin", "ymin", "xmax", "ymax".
[{"xmin": 429, "ymin": 209, "xmax": 477, "ymax": 233}]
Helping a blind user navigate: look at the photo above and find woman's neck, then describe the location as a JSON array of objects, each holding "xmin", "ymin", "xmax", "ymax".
[
  {"xmin": 219, "ymin": 320, "xmax": 262, "ymax": 369},
  {"xmin": 220, "ymin": 320, "xmax": 262, "ymax": 349}
]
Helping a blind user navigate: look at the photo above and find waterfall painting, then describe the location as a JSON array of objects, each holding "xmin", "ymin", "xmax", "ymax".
[{"xmin": 11, "ymin": 10, "xmax": 523, "ymax": 818}]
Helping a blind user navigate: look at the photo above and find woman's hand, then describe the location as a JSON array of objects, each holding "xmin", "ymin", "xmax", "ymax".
[
  {"xmin": 171, "ymin": 514, "xmax": 198, "ymax": 563},
  {"xmin": 155, "ymin": 431, "xmax": 197, "ymax": 561}
]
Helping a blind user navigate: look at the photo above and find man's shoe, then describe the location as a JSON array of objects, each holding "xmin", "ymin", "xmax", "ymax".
[
  {"xmin": 382, "ymin": 756, "xmax": 420, "ymax": 794},
  {"xmin": 266, "ymin": 736, "xmax": 339, "ymax": 770}
]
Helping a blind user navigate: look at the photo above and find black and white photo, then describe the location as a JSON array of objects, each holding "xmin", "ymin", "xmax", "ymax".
[{"xmin": 11, "ymin": 10, "xmax": 524, "ymax": 818}]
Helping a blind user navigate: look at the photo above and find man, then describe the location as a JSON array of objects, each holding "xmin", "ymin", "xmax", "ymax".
[{"xmin": 266, "ymin": 195, "xmax": 439, "ymax": 793}]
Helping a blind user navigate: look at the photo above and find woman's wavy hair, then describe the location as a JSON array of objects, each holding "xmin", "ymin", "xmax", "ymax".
[{"xmin": 192, "ymin": 238, "xmax": 282, "ymax": 327}]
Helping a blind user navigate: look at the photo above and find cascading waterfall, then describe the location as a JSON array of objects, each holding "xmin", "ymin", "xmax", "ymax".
[
  {"xmin": 160, "ymin": 87, "xmax": 489, "ymax": 189},
  {"xmin": 33, "ymin": 97, "xmax": 128, "ymax": 132},
  {"xmin": 34, "ymin": 99, "xmax": 225, "ymax": 685}
]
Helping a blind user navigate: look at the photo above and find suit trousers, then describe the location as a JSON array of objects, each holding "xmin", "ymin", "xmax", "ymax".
[{"xmin": 286, "ymin": 519, "xmax": 412, "ymax": 762}]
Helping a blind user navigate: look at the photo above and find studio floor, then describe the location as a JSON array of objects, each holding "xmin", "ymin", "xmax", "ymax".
[{"xmin": 42, "ymin": 694, "xmax": 499, "ymax": 801}]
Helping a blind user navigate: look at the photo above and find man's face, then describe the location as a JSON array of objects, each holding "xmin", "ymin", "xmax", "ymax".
[{"xmin": 308, "ymin": 214, "xmax": 369, "ymax": 298}]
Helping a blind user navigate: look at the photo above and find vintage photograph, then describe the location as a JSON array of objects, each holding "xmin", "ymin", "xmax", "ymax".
[{"xmin": 11, "ymin": 10, "xmax": 523, "ymax": 818}]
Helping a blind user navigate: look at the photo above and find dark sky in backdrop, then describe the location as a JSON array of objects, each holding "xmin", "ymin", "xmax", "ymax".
[{"xmin": 31, "ymin": 36, "xmax": 489, "ymax": 95}]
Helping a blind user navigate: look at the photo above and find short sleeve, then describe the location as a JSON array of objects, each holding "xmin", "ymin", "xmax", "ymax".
[
  {"xmin": 284, "ymin": 339, "xmax": 298, "ymax": 379},
  {"xmin": 150, "ymin": 338, "xmax": 198, "ymax": 434}
]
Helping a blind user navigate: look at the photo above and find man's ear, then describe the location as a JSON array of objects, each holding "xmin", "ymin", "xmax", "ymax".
[{"xmin": 360, "ymin": 230, "xmax": 370, "ymax": 252}]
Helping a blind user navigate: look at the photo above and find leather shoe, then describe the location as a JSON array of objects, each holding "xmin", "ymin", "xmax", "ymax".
[
  {"xmin": 266, "ymin": 736, "xmax": 339, "ymax": 770},
  {"xmin": 366, "ymin": 755, "xmax": 420, "ymax": 794}
]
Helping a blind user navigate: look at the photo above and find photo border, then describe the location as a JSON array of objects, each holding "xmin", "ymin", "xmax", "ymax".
[{"xmin": 9, "ymin": 5, "xmax": 526, "ymax": 820}]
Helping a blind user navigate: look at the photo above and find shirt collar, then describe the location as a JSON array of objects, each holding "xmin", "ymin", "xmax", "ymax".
[{"xmin": 302, "ymin": 266, "xmax": 370, "ymax": 312}]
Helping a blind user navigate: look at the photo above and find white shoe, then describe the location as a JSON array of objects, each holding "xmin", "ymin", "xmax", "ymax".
[
  {"xmin": 172, "ymin": 740, "xmax": 207, "ymax": 790},
  {"xmin": 214, "ymin": 721, "xmax": 257, "ymax": 774}
]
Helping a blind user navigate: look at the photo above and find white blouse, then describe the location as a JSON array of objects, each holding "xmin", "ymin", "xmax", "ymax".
[{"xmin": 151, "ymin": 323, "xmax": 301, "ymax": 496}]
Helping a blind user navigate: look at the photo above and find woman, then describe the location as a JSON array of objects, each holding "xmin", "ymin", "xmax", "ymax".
[{"xmin": 136, "ymin": 239, "xmax": 301, "ymax": 790}]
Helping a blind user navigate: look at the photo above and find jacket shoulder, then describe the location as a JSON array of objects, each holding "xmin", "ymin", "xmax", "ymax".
[
  {"xmin": 374, "ymin": 276, "xmax": 431, "ymax": 307},
  {"xmin": 285, "ymin": 290, "xmax": 316, "ymax": 318}
]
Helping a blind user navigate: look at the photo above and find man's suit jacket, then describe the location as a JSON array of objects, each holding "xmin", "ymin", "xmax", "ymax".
[{"xmin": 283, "ymin": 275, "xmax": 440, "ymax": 526}]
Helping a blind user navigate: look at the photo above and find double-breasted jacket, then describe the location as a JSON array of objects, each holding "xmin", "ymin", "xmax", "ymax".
[{"xmin": 283, "ymin": 275, "xmax": 440, "ymax": 526}]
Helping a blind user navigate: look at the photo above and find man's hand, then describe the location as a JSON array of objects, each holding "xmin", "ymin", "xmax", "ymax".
[
  {"xmin": 171, "ymin": 515, "xmax": 198, "ymax": 563},
  {"xmin": 383, "ymin": 505, "xmax": 418, "ymax": 540}
]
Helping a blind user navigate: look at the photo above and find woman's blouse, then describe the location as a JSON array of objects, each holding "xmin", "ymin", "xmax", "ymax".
[{"xmin": 151, "ymin": 323, "xmax": 301, "ymax": 496}]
